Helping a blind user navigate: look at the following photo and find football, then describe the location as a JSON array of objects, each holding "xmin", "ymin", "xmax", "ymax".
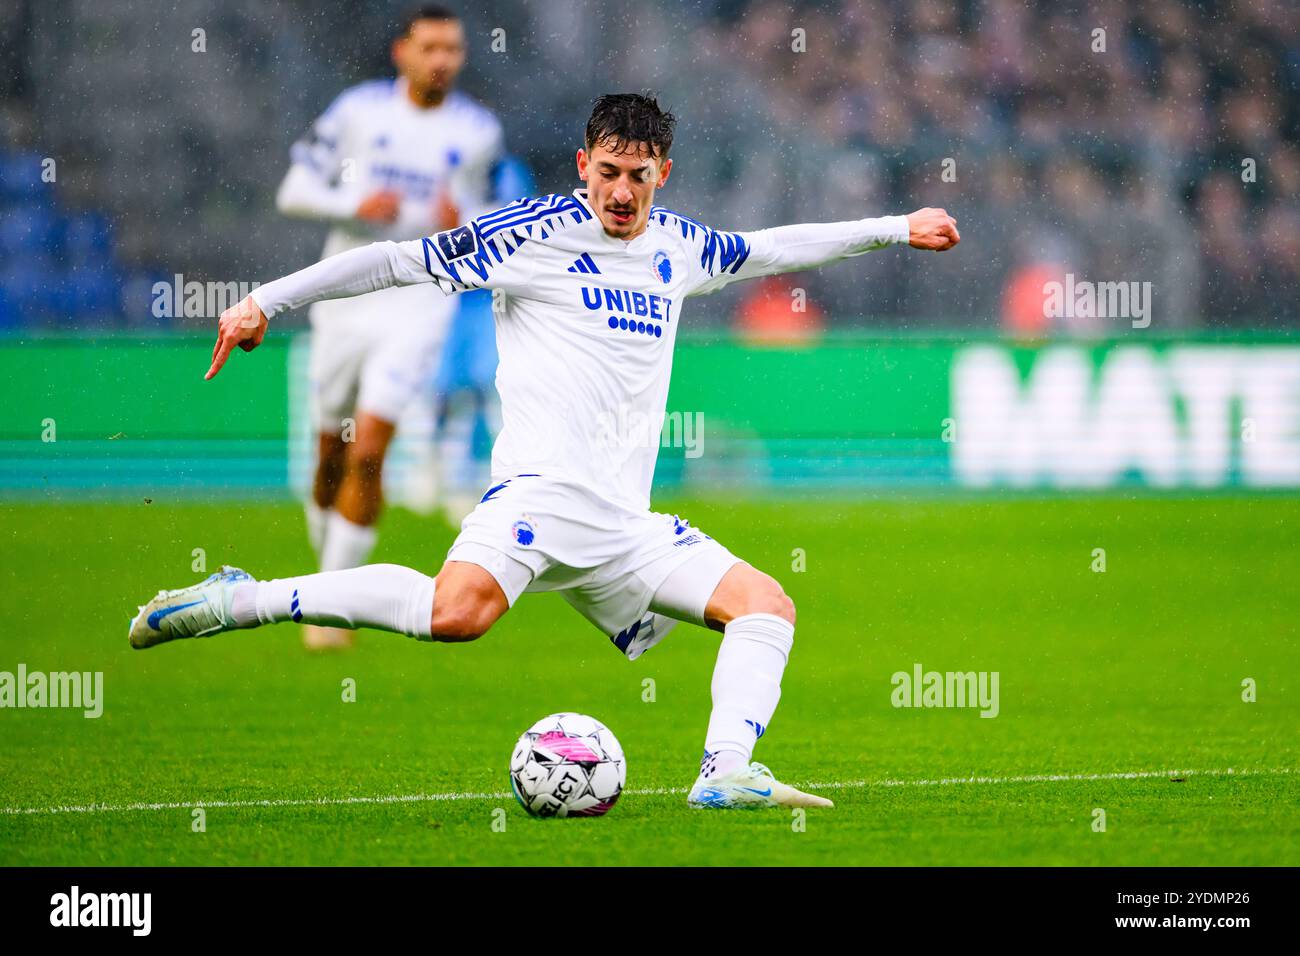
[{"xmin": 509, "ymin": 712, "xmax": 626, "ymax": 817}]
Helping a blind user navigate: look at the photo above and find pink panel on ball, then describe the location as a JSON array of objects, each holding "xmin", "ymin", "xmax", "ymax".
[{"xmin": 537, "ymin": 731, "xmax": 602, "ymax": 763}]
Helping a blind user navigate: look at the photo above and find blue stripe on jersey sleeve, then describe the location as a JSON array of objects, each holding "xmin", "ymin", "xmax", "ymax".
[
  {"xmin": 421, "ymin": 195, "xmax": 594, "ymax": 291},
  {"xmin": 476, "ymin": 194, "xmax": 591, "ymax": 239}
]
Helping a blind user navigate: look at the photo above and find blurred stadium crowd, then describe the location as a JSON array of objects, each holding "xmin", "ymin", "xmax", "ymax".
[{"xmin": 1, "ymin": 0, "xmax": 1296, "ymax": 331}]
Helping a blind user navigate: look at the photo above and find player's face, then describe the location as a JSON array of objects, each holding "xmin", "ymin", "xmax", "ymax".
[
  {"xmin": 393, "ymin": 18, "xmax": 466, "ymax": 100},
  {"xmin": 577, "ymin": 141, "xmax": 672, "ymax": 240}
]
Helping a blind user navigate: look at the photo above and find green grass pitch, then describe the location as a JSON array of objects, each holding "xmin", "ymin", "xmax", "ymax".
[{"xmin": 1, "ymin": 495, "xmax": 1296, "ymax": 866}]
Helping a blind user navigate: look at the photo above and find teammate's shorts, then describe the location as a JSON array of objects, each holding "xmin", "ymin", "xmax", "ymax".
[
  {"xmin": 308, "ymin": 283, "xmax": 454, "ymax": 431},
  {"xmin": 445, "ymin": 474, "xmax": 742, "ymax": 660}
]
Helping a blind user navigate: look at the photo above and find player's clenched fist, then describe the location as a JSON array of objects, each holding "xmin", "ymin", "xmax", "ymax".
[
  {"xmin": 906, "ymin": 208, "xmax": 960, "ymax": 251},
  {"xmin": 206, "ymin": 295, "xmax": 268, "ymax": 380}
]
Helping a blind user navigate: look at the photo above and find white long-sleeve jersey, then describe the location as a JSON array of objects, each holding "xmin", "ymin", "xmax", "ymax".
[
  {"xmin": 278, "ymin": 77, "xmax": 504, "ymax": 259},
  {"xmin": 251, "ymin": 188, "xmax": 910, "ymax": 512}
]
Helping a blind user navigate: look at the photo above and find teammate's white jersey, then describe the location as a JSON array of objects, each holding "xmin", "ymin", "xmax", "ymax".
[
  {"xmin": 252, "ymin": 189, "xmax": 909, "ymax": 512},
  {"xmin": 279, "ymin": 78, "xmax": 504, "ymax": 431},
  {"xmin": 281, "ymin": 77, "xmax": 504, "ymax": 258}
]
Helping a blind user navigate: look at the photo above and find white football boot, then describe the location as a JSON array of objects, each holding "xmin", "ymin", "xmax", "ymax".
[
  {"xmin": 688, "ymin": 761, "xmax": 834, "ymax": 809},
  {"xmin": 128, "ymin": 566, "xmax": 253, "ymax": 649}
]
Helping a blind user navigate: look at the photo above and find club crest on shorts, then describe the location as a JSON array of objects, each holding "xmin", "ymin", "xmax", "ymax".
[
  {"xmin": 652, "ymin": 250, "xmax": 672, "ymax": 284},
  {"xmin": 511, "ymin": 518, "xmax": 536, "ymax": 546}
]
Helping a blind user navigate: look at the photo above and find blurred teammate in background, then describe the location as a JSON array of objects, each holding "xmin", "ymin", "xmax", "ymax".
[{"xmin": 275, "ymin": 4, "xmax": 502, "ymax": 648}]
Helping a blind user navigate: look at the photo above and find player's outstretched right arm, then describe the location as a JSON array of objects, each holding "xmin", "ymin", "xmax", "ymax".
[
  {"xmin": 206, "ymin": 239, "xmax": 431, "ymax": 380},
  {"xmin": 207, "ymin": 197, "xmax": 543, "ymax": 379}
]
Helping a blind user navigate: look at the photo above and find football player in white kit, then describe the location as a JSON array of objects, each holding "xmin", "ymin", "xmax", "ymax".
[
  {"xmin": 130, "ymin": 94, "xmax": 960, "ymax": 809},
  {"xmin": 279, "ymin": 5, "xmax": 502, "ymax": 648}
]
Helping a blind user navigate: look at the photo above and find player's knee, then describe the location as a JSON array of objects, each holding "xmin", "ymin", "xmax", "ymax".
[
  {"xmin": 428, "ymin": 606, "xmax": 488, "ymax": 642},
  {"xmin": 429, "ymin": 603, "xmax": 496, "ymax": 643},
  {"xmin": 707, "ymin": 566, "xmax": 796, "ymax": 630},
  {"xmin": 738, "ymin": 575, "xmax": 796, "ymax": 626},
  {"xmin": 345, "ymin": 443, "xmax": 386, "ymax": 480},
  {"xmin": 429, "ymin": 561, "xmax": 509, "ymax": 643},
  {"xmin": 782, "ymin": 591, "xmax": 797, "ymax": 626},
  {"xmin": 762, "ymin": 584, "xmax": 797, "ymax": 627}
]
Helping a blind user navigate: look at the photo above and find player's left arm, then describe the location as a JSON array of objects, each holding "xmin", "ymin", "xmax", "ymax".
[{"xmin": 686, "ymin": 208, "xmax": 960, "ymax": 297}]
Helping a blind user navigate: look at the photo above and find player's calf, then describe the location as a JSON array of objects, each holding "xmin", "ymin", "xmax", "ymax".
[
  {"xmin": 689, "ymin": 562, "xmax": 807, "ymax": 806},
  {"xmin": 312, "ymin": 432, "xmax": 348, "ymax": 512},
  {"xmin": 332, "ymin": 413, "xmax": 395, "ymax": 528},
  {"xmin": 305, "ymin": 430, "xmax": 362, "ymax": 651},
  {"xmin": 314, "ymin": 417, "xmax": 394, "ymax": 632}
]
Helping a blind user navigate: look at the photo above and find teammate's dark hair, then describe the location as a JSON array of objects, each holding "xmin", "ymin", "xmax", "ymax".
[
  {"xmin": 585, "ymin": 93, "xmax": 676, "ymax": 159},
  {"xmin": 397, "ymin": 4, "xmax": 459, "ymax": 37}
]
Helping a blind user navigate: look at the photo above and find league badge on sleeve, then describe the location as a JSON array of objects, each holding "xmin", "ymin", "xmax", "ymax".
[{"xmin": 437, "ymin": 224, "xmax": 478, "ymax": 261}]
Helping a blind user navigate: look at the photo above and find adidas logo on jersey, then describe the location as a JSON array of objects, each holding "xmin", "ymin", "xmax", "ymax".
[{"xmin": 567, "ymin": 253, "xmax": 601, "ymax": 274}]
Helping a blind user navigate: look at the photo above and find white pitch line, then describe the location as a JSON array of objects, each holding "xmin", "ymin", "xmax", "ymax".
[
  {"xmin": 1, "ymin": 767, "xmax": 1294, "ymax": 818},
  {"xmin": 798, "ymin": 766, "xmax": 1298, "ymax": 791},
  {"xmin": 0, "ymin": 790, "xmax": 512, "ymax": 816}
]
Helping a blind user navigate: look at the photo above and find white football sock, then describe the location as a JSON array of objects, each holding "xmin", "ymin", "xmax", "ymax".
[
  {"xmin": 320, "ymin": 512, "xmax": 378, "ymax": 572},
  {"xmin": 702, "ymin": 613, "xmax": 794, "ymax": 771},
  {"xmin": 699, "ymin": 749, "xmax": 748, "ymax": 780},
  {"xmin": 230, "ymin": 564, "xmax": 435, "ymax": 639},
  {"xmin": 306, "ymin": 501, "xmax": 330, "ymax": 561}
]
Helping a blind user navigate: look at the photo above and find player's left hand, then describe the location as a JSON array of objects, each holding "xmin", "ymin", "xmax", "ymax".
[
  {"xmin": 906, "ymin": 208, "xmax": 960, "ymax": 251},
  {"xmin": 206, "ymin": 296, "xmax": 268, "ymax": 380}
]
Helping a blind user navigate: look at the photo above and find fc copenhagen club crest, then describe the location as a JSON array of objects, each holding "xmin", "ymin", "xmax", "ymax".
[
  {"xmin": 511, "ymin": 518, "xmax": 536, "ymax": 546},
  {"xmin": 652, "ymin": 250, "xmax": 672, "ymax": 284}
]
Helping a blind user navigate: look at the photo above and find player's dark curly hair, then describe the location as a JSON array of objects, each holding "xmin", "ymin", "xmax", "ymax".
[
  {"xmin": 397, "ymin": 3, "xmax": 459, "ymax": 37},
  {"xmin": 585, "ymin": 93, "xmax": 677, "ymax": 159}
]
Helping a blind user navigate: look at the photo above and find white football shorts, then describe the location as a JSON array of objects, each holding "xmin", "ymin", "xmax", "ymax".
[
  {"xmin": 445, "ymin": 474, "xmax": 742, "ymax": 659},
  {"xmin": 308, "ymin": 283, "xmax": 454, "ymax": 431}
]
